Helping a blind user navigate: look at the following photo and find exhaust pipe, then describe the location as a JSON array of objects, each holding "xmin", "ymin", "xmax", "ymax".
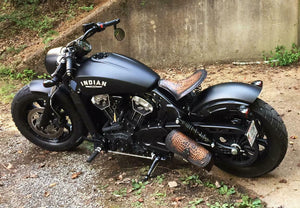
[{"xmin": 165, "ymin": 130, "xmax": 213, "ymax": 170}]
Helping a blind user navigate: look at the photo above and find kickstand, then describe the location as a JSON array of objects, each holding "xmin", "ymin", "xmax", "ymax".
[{"xmin": 143, "ymin": 155, "xmax": 163, "ymax": 181}]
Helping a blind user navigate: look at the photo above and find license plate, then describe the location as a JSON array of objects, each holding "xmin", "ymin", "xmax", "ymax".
[{"xmin": 246, "ymin": 120, "xmax": 258, "ymax": 147}]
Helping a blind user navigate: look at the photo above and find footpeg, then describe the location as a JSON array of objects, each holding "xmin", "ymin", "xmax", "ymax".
[
  {"xmin": 87, "ymin": 147, "xmax": 102, "ymax": 163},
  {"xmin": 165, "ymin": 130, "xmax": 213, "ymax": 170}
]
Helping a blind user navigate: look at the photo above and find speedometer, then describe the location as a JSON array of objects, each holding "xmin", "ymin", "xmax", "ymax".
[{"xmin": 75, "ymin": 40, "xmax": 92, "ymax": 57}]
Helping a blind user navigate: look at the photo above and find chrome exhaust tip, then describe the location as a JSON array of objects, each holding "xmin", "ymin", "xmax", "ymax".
[{"xmin": 165, "ymin": 130, "xmax": 213, "ymax": 170}]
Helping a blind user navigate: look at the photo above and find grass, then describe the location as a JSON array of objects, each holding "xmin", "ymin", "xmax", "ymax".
[
  {"xmin": 0, "ymin": 79, "xmax": 21, "ymax": 104},
  {"xmin": 0, "ymin": 64, "xmax": 50, "ymax": 82}
]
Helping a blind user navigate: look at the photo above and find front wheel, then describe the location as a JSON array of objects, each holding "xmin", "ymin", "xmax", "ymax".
[
  {"xmin": 208, "ymin": 98, "xmax": 288, "ymax": 177},
  {"xmin": 11, "ymin": 85, "xmax": 85, "ymax": 151}
]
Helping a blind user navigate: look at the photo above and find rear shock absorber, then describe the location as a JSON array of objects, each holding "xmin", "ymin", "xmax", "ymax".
[{"xmin": 176, "ymin": 118, "xmax": 212, "ymax": 144}]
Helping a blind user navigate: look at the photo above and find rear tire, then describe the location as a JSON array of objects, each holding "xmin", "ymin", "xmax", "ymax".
[
  {"xmin": 11, "ymin": 85, "xmax": 85, "ymax": 151},
  {"xmin": 212, "ymin": 98, "xmax": 288, "ymax": 177}
]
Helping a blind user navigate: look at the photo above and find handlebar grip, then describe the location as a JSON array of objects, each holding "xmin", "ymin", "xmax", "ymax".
[
  {"xmin": 65, "ymin": 54, "xmax": 74, "ymax": 76},
  {"xmin": 104, "ymin": 18, "xmax": 120, "ymax": 27},
  {"xmin": 95, "ymin": 19, "xmax": 120, "ymax": 31}
]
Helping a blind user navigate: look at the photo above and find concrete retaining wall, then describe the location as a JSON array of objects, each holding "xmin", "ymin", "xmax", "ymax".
[
  {"xmin": 88, "ymin": 0, "xmax": 298, "ymax": 67},
  {"xmin": 26, "ymin": 0, "xmax": 299, "ymax": 72}
]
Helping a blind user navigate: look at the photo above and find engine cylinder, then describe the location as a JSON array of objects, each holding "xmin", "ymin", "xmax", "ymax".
[{"xmin": 165, "ymin": 130, "xmax": 213, "ymax": 170}]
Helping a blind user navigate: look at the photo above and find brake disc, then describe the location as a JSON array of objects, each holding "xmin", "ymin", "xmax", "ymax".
[{"xmin": 27, "ymin": 108, "xmax": 64, "ymax": 139}]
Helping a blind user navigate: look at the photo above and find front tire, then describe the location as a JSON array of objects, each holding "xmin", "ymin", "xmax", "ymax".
[
  {"xmin": 11, "ymin": 85, "xmax": 85, "ymax": 151},
  {"xmin": 211, "ymin": 99, "xmax": 288, "ymax": 177}
]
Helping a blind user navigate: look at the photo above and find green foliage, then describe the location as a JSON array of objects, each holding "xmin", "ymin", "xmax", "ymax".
[
  {"xmin": 132, "ymin": 201, "xmax": 143, "ymax": 208},
  {"xmin": 181, "ymin": 174, "xmax": 202, "ymax": 185},
  {"xmin": 15, "ymin": 69, "xmax": 36, "ymax": 81},
  {"xmin": 3, "ymin": 0, "xmax": 40, "ymax": 8},
  {"xmin": 203, "ymin": 180, "xmax": 216, "ymax": 188},
  {"xmin": 154, "ymin": 191, "xmax": 166, "ymax": 198},
  {"xmin": 0, "ymin": 64, "xmax": 49, "ymax": 82},
  {"xmin": 79, "ymin": 4, "xmax": 94, "ymax": 12},
  {"xmin": 132, "ymin": 180, "xmax": 148, "ymax": 195},
  {"xmin": 112, "ymin": 187, "xmax": 127, "ymax": 197},
  {"xmin": 98, "ymin": 184, "xmax": 109, "ymax": 190},
  {"xmin": 140, "ymin": 0, "xmax": 147, "ymax": 6},
  {"xmin": 234, "ymin": 195, "xmax": 263, "ymax": 208},
  {"xmin": 0, "ymin": 81, "xmax": 17, "ymax": 103},
  {"xmin": 206, "ymin": 202, "xmax": 234, "ymax": 208},
  {"xmin": 218, "ymin": 184, "xmax": 236, "ymax": 196},
  {"xmin": 41, "ymin": 30, "xmax": 59, "ymax": 45},
  {"xmin": 155, "ymin": 174, "xmax": 165, "ymax": 184},
  {"xmin": 0, "ymin": 7, "xmax": 55, "ymax": 36},
  {"xmin": 5, "ymin": 44, "xmax": 27, "ymax": 55},
  {"xmin": 188, "ymin": 198, "xmax": 204, "ymax": 208},
  {"xmin": 263, "ymin": 43, "xmax": 300, "ymax": 66}
]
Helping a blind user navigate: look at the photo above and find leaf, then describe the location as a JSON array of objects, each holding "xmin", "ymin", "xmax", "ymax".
[
  {"xmin": 290, "ymin": 135, "xmax": 298, "ymax": 140},
  {"xmin": 44, "ymin": 191, "xmax": 50, "ymax": 197},
  {"xmin": 252, "ymin": 198, "xmax": 262, "ymax": 205},
  {"xmin": 71, "ymin": 172, "xmax": 82, "ymax": 179},
  {"xmin": 173, "ymin": 196, "xmax": 185, "ymax": 202},
  {"xmin": 49, "ymin": 183, "xmax": 57, "ymax": 188}
]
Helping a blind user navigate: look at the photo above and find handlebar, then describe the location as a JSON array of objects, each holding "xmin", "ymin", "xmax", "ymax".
[
  {"xmin": 44, "ymin": 18, "xmax": 121, "ymax": 88},
  {"xmin": 81, "ymin": 18, "xmax": 120, "ymax": 41},
  {"xmin": 100, "ymin": 18, "xmax": 120, "ymax": 28}
]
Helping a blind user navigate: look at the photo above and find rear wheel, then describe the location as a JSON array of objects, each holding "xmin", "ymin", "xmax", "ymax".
[
  {"xmin": 205, "ymin": 98, "xmax": 287, "ymax": 177},
  {"xmin": 11, "ymin": 85, "xmax": 85, "ymax": 151}
]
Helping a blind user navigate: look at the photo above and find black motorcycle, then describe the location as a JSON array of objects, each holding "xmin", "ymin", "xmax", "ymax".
[{"xmin": 12, "ymin": 19, "xmax": 288, "ymax": 180}]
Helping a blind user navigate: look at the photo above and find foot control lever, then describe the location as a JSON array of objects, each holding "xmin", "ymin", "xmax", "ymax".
[{"xmin": 87, "ymin": 147, "xmax": 102, "ymax": 163}]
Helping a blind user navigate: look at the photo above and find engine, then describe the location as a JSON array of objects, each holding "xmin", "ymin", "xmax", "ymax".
[{"xmin": 91, "ymin": 94, "xmax": 154, "ymax": 153}]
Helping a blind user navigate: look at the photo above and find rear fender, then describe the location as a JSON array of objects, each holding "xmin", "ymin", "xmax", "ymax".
[{"xmin": 192, "ymin": 82, "xmax": 262, "ymax": 116}]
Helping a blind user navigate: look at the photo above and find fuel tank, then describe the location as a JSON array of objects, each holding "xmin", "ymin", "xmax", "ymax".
[{"xmin": 74, "ymin": 53, "xmax": 160, "ymax": 95}]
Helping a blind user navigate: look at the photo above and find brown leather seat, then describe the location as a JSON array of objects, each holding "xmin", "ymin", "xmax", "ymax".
[{"xmin": 158, "ymin": 69, "xmax": 207, "ymax": 100}]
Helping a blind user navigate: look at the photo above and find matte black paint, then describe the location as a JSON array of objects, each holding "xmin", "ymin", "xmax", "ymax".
[
  {"xmin": 45, "ymin": 47, "xmax": 63, "ymax": 75},
  {"xmin": 192, "ymin": 82, "xmax": 262, "ymax": 115},
  {"xmin": 29, "ymin": 80, "xmax": 51, "ymax": 94},
  {"xmin": 75, "ymin": 53, "xmax": 160, "ymax": 95}
]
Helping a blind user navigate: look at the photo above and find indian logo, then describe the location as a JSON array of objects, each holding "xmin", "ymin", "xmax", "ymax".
[{"xmin": 80, "ymin": 80, "xmax": 107, "ymax": 88}]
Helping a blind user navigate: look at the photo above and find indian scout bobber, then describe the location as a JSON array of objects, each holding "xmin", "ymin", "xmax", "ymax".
[{"xmin": 11, "ymin": 19, "xmax": 288, "ymax": 180}]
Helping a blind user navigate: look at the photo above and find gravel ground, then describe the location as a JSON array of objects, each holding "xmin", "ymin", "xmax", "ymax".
[{"xmin": 0, "ymin": 63, "xmax": 298, "ymax": 208}]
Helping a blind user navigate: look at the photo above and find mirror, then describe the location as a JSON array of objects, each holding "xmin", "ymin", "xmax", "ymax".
[{"xmin": 114, "ymin": 28, "xmax": 125, "ymax": 41}]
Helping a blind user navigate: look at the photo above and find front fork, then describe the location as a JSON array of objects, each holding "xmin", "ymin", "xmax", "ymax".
[{"xmin": 37, "ymin": 86, "xmax": 60, "ymax": 129}]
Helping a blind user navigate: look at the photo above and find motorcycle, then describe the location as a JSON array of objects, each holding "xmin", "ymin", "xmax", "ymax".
[{"xmin": 11, "ymin": 18, "xmax": 288, "ymax": 180}]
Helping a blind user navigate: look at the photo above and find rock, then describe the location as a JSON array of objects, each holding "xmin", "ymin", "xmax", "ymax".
[
  {"xmin": 279, "ymin": 179, "xmax": 287, "ymax": 183},
  {"xmin": 168, "ymin": 181, "xmax": 178, "ymax": 188},
  {"xmin": 215, "ymin": 181, "xmax": 221, "ymax": 188}
]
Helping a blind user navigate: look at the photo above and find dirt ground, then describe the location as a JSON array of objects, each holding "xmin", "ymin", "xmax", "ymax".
[{"xmin": 0, "ymin": 63, "xmax": 299, "ymax": 208}]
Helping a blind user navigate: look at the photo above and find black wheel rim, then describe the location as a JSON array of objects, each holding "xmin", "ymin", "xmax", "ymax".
[
  {"xmin": 24, "ymin": 97, "xmax": 73, "ymax": 144},
  {"xmin": 204, "ymin": 110, "xmax": 270, "ymax": 167}
]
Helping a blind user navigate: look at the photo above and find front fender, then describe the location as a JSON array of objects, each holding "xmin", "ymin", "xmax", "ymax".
[
  {"xmin": 29, "ymin": 79, "xmax": 51, "ymax": 94},
  {"xmin": 28, "ymin": 79, "xmax": 73, "ymax": 109},
  {"xmin": 192, "ymin": 82, "xmax": 262, "ymax": 116}
]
